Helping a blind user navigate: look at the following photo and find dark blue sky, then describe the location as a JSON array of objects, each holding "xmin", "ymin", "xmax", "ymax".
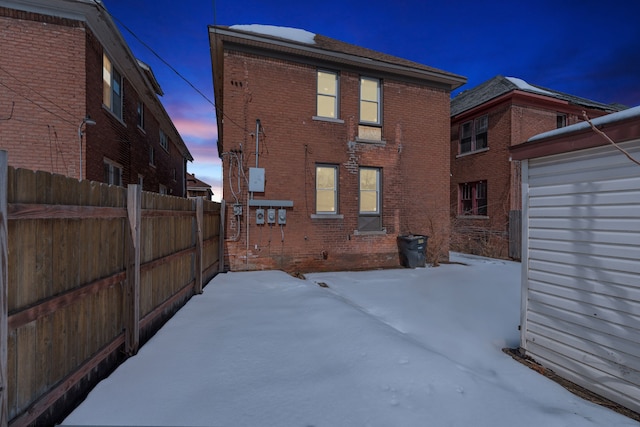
[{"xmin": 103, "ymin": 0, "xmax": 640, "ymax": 197}]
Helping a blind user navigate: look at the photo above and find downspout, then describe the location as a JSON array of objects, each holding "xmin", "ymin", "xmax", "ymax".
[{"xmin": 246, "ymin": 119, "xmax": 261, "ymax": 266}]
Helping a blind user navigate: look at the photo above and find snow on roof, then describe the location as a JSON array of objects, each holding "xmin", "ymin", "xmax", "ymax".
[
  {"xmin": 229, "ymin": 24, "xmax": 316, "ymax": 44},
  {"xmin": 505, "ymin": 76, "xmax": 553, "ymax": 96},
  {"xmin": 528, "ymin": 104, "xmax": 640, "ymax": 142}
]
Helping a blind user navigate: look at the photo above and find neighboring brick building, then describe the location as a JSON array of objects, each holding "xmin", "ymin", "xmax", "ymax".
[
  {"xmin": 450, "ymin": 75, "xmax": 625, "ymax": 259},
  {"xmin": 186, "ymin": 172, "xmax": 213, "ymax": 200},
  {"xmin": 209, "ymin": 24, "xmax": 466, "ymax": 272},
  {"xmin": 0, "ymin": 0, "xmax": 192, "ymax": 196}
]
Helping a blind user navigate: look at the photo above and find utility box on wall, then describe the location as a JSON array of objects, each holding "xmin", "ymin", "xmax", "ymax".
[{"xmin": 249, "ymin": 168, "xmax": 265, "ymax": 192}]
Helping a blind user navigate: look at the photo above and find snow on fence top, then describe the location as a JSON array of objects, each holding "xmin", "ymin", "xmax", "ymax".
[{"xmin": 230, "ymin": 24, "xmax": 316, "ymax": 44}]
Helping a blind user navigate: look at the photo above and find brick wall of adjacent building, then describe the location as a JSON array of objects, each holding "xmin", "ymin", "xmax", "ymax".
[
  {"xmin": 450, "ymin": 98, "xmax": 613, "ymax": 259},
  {"xmin": 221, "ymin": 50, "xmax": 451, "ymax": 272},
  {"xmin": 0, "ymin": 7, "xmax": 187, "ymax": 196},
  {"xmin": 0, "ymin": 9, "xmax": 86, "ymax": 178}
]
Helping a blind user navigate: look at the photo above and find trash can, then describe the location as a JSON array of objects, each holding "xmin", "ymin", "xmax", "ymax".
[{"xmin": 397, "ymin": 234, "xmax": 428, "ymax": 268}]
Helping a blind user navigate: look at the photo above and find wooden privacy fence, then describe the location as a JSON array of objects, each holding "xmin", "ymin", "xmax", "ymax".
[{"xmin": 0, "ymin": 153, "xmax": 222, "ymax": 426}]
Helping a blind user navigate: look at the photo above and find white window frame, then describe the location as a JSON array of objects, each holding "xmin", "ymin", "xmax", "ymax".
[
  {"xmin": 315, "ymin": 164, "xmax": 338, "ymax": 214},
  {"xmin": 103, "ymin": 158, "xmax": 123, "ymax": 186}
]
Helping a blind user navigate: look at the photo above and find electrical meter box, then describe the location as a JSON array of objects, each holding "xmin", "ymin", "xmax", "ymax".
[
  {"xmin": 256, "ymin": 208, "xmax": 265, "ymax": 225},
  {"xmin": 249, "ymin": 168, "xmax": 265, "ymax": 192},
  {"xmin": 267, "ymin": 208, "xmax": 276, "ymax": 224},
  {"xmin": 278, "ymin": 209, "xmax": 287, "ymax": 224}
]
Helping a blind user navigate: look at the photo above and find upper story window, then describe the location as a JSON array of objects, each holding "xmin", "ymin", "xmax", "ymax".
[
  {"xmin": 103, "ymin": 54, "xmax": 123, "ymax": 120},
  {"xmin": 460, "ymin": 115, "xmax": 488, "ymax": 154},
  {"xmin": 556, "ymin": 114, "xmax": 567, "ymax": 128},
  {"xmin": 358, "ymin": 167, "xmax": 382, "ymax": 231},
  {"xmin": 360, "ymin": 77, "xmax": 381, "ymax": 125},
  {"xmin": 159, "ymin": 129, "xmax": 169, "ymax": 151},
  {"xmin": 137, "ymin": 101, "xmax": 145, "ymax": 129},
  {"xmin": 316, "ymin": 70, "xmax": 338, "ymax": 119},
  {"xmin": 459, "ymin": 181, "xmax": 487, "ymax": 216},
  {"xmin": 316, "ymin": 164, "xmax": 338, "ymax": 214},
  {"xmin": 149, "ymin": 145, "xmax": 155, "ymax": 166}
]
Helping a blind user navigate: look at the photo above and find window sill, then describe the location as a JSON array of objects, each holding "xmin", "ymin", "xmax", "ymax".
[
  {"xmin": 353, "ymin": 228, "xmax": 387, "ymax": 236},
  {"xmin": 102, "ymin": 104, "xmax": 126, "ymax": 127},
  {"xmin": 312, "ymin": 116, "xmax": 344, "ymax": 124},
  {"xmin": 456, "ymin": 215, "xmax": 489, "ymax": 220},
  {"xmin": 456, "ymin": 147, "xmax": 489, "ymax": 158},
  {"xmin": 311, "ymin": 214, "xmax": 344, "ymax": 219},
  {"xmin": 137, "ymin": 125, "xmax": 146, "ymax": 134},
  {"xmin": 149, "ymin": 163, "xmax": 156, "ymax": 169},
  {"xmin": 354, "ymin": 137, "xmax": 386, "ymax": 146}
]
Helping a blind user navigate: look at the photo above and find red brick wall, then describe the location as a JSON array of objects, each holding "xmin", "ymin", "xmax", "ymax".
[
  {"xmin": 0, "ymin": 9, "xmax": 86, "ymax": 177},
  {"xmin": 83, "ymin": 22, "xmax": 186, "ymax": 196},
  {"xmin": 0, "ymin": 8, "xmax": 187, "ymax": 196},
  {"xmin": 221, "ymin": 51, "xmax": 451, "ymax": 272},
  {"xmin": 450, "ymin": 98, "xmax": 614, "ymax": 259}
]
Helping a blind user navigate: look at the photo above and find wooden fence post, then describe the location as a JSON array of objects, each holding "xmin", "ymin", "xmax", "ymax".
[
  {"xmin": 194, "ymin": 197, "xmax": 203, "ymax": 294},
  {"xmin": 125, "ymin": 184, "xmax": 141, "ymax": 356},
  {"xmin": 219, "ymin": 199, "xmax": 225, "ymax": 273},
  {"xmin": 0, "ymin": 151, "xmax": 8, "ymax": 427}
]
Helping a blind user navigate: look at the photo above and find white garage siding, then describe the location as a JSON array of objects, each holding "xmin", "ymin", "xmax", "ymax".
[{"xmin": 521, "ymin": 139, "xmax": 640, "ymax": 413}]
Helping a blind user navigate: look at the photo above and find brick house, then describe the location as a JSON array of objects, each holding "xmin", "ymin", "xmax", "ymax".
[
  {"xmin": 450, "ymin": 75, "xmax": 624, "ymax": 259},
  {"xmin": 0, "ymin": 0, "xmax": 192, "ymax": 196},
  {"xmin": 209, "ymin": 24, "xmax": 466, "ymax": 272},
  {"xmin": 186, "ymin": 172, "xmax": 213, "ymax": 200}
]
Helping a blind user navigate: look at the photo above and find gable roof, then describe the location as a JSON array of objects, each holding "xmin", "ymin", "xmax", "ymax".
[
  {"xmin": 186, "ymin": 172, "xmax": 212, "ymax": 189},
  {"xmin": 451, "ymin": 75, "xmax": 625, "ymax": 117},
  {"xmin": 212, "ymin": 24, "xmax": 466, "ymax": 89},
  {"xmin": 209, "ymin": 24, "xmax": 467, "ymax": 156}
]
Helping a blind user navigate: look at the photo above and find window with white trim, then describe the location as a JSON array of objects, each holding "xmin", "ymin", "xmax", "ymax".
[
  {"xmin": 359, "ymin": 167, "xmax": 382, "ymax": 231},
  {"xmin": 104, "ymin": 158, "xmax": 123, "ymax": 186},
  {"xmin": 316, "ymin": 70, "xmax": 338, "ymax": 119},
  {"xmin": 315, "ymin": 164, "xmax": 338, "ymax": 214},
  {"xmin": 103, "ymin": 54, "xmax": 123, "ymax": 120},
  {"xmin": 459, "ymin": 115, "xmax": 488, "ymax": 154},
  {"xmin": 459, "ymin": 181, "xmax": 487, "ymax": 216}
]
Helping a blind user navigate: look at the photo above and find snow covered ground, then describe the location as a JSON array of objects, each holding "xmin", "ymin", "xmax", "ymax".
[{"xmin": 62, "ymin": 253, "xmax": 638, "ymax": 426}]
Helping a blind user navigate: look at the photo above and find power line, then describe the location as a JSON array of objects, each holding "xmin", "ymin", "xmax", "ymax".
[
  {"xmin": 0, "ymin": 78, "xmax": 77, "ymax": 126},
  {"xmin": 92, "ymin": 1, "xmax": 214, "ymax": 109},
  {"xmin": 92, "ymin": 0, "xmax": 251, "ymax": 135}
]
